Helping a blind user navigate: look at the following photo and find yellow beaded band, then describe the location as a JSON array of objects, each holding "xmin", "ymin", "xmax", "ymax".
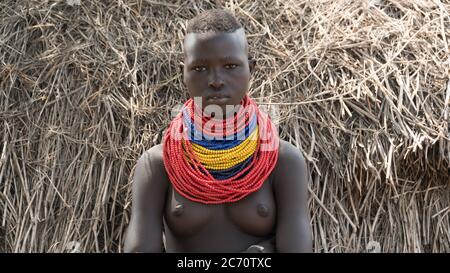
[{"xmin": 184, "ymin": 126, "xmax": 259, "ymax": 170}]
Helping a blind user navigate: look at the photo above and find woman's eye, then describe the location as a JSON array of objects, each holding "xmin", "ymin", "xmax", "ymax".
[
  {"xmin": 193, "ymin": 66, "xmax": 206, "ymax": 72},
  {"xmin": 225, "ymin": 64, "xmax": 237, "ymax": 69}
]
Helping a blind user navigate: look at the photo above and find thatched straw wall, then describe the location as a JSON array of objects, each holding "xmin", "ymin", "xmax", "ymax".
[{"xmin": 0, "ymin": 0, "xmax": 449, "ymax": 252}]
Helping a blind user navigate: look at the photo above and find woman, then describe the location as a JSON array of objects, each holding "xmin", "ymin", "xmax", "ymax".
[{"xmin": 124, "ymin": 9, "xmax": 312, "ymax": 253}]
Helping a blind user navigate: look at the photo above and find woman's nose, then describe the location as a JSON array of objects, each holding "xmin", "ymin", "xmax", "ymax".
[{"xmin": 208, "ymin": 70, "xmax": 224, "ymax": 89}]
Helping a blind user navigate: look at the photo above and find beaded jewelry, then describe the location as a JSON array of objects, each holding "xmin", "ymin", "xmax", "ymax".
[{"xmin": 163, "ymin": 95, "xmax": 279, "ymax": 204}]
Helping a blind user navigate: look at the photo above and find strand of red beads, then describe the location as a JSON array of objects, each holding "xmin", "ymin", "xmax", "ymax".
[{"xmin": 163, "ymin": 95, "xmax": 279, "ymax": 204}]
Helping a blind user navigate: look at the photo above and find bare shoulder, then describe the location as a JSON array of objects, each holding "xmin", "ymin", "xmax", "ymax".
[
  {"xmin": 139, "ymin": 144, "xmax": 165, "ymax": 169},
  {"xmin": 272, "ymin": 140, "xmax": 308, "ymax": 188},
  {"xmin": 134, "ymin": 143, "xmax": 168, "ymax": 188},
  {"xmin": 277, "ymin": 140, "xmax": 307, "ymax": 168},
  {"xmin": 144, "ymin": 143, "xmax": 163, "ymax": 162}
]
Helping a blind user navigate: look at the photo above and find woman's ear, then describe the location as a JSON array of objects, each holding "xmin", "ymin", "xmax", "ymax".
[
  {"xmin": 248, "ymin": 56, "xmax": 256, "ymax": 74},
  {"xmin": 179, "ymin": 61, "xmax": 185, "ymax": 85}
]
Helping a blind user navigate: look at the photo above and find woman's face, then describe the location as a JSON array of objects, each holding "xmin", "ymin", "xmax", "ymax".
[{"xmin": 183, "ymin": 28, "xmax": 254, "ymax": 116}]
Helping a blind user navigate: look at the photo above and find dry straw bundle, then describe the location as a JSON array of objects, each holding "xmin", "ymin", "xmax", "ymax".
[{"xmin": 0, "ymin": 0, "xmax": 449, "ymax": 252}]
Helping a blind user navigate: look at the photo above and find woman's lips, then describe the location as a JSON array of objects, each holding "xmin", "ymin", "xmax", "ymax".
[{"xmin": 206, "ymin": 96, "xmax": 230, "ymax": 104}]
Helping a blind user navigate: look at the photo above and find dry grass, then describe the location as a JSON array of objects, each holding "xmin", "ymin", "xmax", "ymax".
[{"xmin": 0, "ymin": 0, "xmax": 449, "ymax": 252}]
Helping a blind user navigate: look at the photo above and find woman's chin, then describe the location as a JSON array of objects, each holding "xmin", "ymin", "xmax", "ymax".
[{"xmin": 204, "ymin": 104, "xmax": 242, "ymax": 119}]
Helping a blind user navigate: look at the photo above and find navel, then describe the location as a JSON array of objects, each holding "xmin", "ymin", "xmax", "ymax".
[
  {"xmin": 257, "ymin": 204, "xmax": 269, "ymax": 217},
  {"xmin": 173, "ymin": 203, "xmax": 184, "ymax": 217}
]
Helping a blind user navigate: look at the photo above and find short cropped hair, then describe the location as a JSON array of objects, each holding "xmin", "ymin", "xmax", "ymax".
[{"xmin": 186, "ymin": 9, "xmax": 242, "ymax": 34}]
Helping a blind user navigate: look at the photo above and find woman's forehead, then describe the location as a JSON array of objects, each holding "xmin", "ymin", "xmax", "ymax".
[{"xmin": 184, "ymin": 29, "xmax": 248, "ymax": 61}]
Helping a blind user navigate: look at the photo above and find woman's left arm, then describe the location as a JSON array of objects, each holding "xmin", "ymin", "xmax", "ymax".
[{"xmin": 273, "ymin": 141, "xmax": 313, "ymax": 253}]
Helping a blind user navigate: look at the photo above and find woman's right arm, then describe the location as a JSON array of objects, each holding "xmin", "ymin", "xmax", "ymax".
[{"xmin": 124, "ymin": 145, "xmax": 168, "ymax": 253}]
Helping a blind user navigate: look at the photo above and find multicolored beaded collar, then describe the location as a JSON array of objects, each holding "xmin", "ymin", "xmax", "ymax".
[{"xmin": 163, "ymin": 95, "xmax": 279, "ymax": 204}]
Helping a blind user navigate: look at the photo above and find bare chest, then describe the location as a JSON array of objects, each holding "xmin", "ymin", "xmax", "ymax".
[{"xmin": 163, "ymin": 179, "xmax": 276, "ymax": 238}]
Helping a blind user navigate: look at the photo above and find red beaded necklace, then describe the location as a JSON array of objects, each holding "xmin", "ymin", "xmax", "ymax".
[{"xmin": 163, "ymin": 95, "xmax": 279, "ymax": 204}]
